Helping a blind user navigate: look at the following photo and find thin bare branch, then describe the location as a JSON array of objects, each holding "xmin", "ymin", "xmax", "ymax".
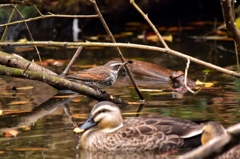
[
  {"xmin": 184, "ymin": 58, "xmax": 206, "ymax": 94},
  {"xmin": 62, "ymin": 46, "xmax": 83, "ymax": 76},
  {"xmin": 9, "ymin": 4, "xmax": 42, "ymax": 67},
  {"xmin": 0, "ymin": 4, "xmax": 17, "ymax": 41},
  {"xmin": 130, "ymin": 0, "xmax": 169, "ymax": 49},
  {"xmin": 184, "ymin": 58, "xmax": 195, "ymax": 94},
  {"xmin": 1, "ymin": 41, "xmax": 240, "ymax": 78},
  {"xmin": 0, "ymin": 12, "xmax": 98, "ymax": 28}
]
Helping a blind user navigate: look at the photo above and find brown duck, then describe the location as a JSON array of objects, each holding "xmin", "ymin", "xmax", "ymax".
[
  {"xmin": 74, "ymin": 101, "xmax": 203, "ymax": 151},
  {"xmin": 201, "ymin": 121, "xmax": 240, "ymax": 159}
]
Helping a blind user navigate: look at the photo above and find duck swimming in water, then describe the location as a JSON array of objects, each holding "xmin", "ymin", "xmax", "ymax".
[{"xmin": 74, "ymin": 101, "xmax": 203, "ymax": 151}]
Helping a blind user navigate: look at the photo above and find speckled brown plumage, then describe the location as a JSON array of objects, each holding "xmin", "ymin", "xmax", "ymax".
[
  {"xmin": 75, "ymin": 101, "xmax": 203, "ymax": 151},
  {"xmin": 66, "ymin": 61, "xmax": 126, "ymax": 89}
]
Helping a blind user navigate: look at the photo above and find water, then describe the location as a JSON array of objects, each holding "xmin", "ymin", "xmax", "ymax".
[{"xmin": 0, "ymin": 22, "xmax": 240, "ymax": 158}]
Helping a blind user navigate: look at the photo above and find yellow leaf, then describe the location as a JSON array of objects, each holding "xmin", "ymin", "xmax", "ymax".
[
  {"xmin": 196, "ymin": 79, "xmax": 214, "ymax": 87},
  {"xmin": 15, "ymin": 147, "xmax": 49, "ymax": 151},
  {"xmin": 7, "ymin": 101, "xmax": 30, "ymax": 105}
]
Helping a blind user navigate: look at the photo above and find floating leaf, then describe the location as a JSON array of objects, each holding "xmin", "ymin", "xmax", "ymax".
[
  {"xmin": 120, "ymin": 32, "xmax": 133, "ymax": 36},
  {"xmin": 0, "ymin": 110, "xmax": 2, "ymax": 115},
  {"xmin": 15, "ymin": 147, "xmax": 49, "ymax": 151},
  {"xmin": 7, "ymin": 101, "xmax": 30, "ymax": 105},
  {"xmin": 72, "ymin": 99, "xmax": 81, "ymax": 102},
  {"xmin": 21, "ymin": 126, "xmax": 31, "ymax": 130},
  {"xmin": 17, "ymin": 86, "xmax": 34, "ymax": 90},
  {"xmin": 18, "ymin": 37, "xmax": 28, "ymax": 42},
  {"xmin": 5, "ymin": 129, "xmax": 19, "ymax": 137},
  {"xmin": 71, "ymin": 113, "xmax": 88, "ymax": 118},
  {"xmin": 139, "ymin": 89, "xmax": 163, "ymax": 92},
  {"xmin": 2, "ymin": 110, "xmax": 31, "ymax": 115},
  {"xmin": 196, "ymin": 79, "xmax": 214, "ymax": 87}
]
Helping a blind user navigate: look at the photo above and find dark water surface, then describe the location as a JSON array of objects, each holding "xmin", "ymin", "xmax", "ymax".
[{"xmin": 0, "ymin": 24, "xmax": 240, "ymax": 159}]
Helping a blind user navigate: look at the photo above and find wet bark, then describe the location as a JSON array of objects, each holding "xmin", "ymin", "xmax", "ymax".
[{"xmin": 221, "ymin": 0, "xmax": 240, "ymax": 48}]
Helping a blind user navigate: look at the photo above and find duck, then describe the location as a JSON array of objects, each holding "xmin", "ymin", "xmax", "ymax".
[
  {"xmin": 74, "ymin": 101, "xmax": 203, "ymax": 151},
  {"xmin": 201, "ymin": 121, "xmax": 240, "ymax": 159}
]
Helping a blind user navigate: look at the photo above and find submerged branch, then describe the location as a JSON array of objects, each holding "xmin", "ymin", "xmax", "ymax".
[{"xmin": 1, "ymin": 41, "xmax": 240, "ymax": 77}]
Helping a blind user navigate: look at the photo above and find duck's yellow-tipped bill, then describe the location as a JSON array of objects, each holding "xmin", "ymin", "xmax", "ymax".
[{"xmin": 73, "ymin": 127, "xmax": 85, "ymax": 133}]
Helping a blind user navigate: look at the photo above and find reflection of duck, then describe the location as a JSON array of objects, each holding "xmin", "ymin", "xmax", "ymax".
[
  {"xmin": 202, "ymin": 122, "xmax": 240, "ymax": 159},
  {"xmin": 122, "ymin": 59, "xmax": 196, "ymax": 92},
  {"xmin": 74, "ymin": 101, "xmax": 203, "ymax": 151}
]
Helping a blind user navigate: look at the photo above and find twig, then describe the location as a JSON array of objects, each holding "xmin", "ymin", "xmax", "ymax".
[
  {"xmin": 1, "ymin": 41, "xmax": 240, "ymax": 78},
  {"xmin": 62, "ymin": 46, "xmax": 83, "ymax": 76},
  {"xmin": 22, "ymin": 61, "xmax": 32, "ymax": 75},
  {"xmin": 184, "ymin": 58, "xmax": 195, "ymax": 94},
  {"xmin": 90, "ymin": 0, "xmax": 144, "ymax": 101},
  {"xmin": 130, "ymin": 0, "xmax": 169, "ymax": 49},
  {"xmin": 184, "ymin": 58, "xmax": 206, "ymax": 94},
  {"xmin": 0, "ymin": 12, "xmax": 98, "ymax": 27},
  {"xmin": 6, "ymin": 4, "xmax": 43, "ymax": 69},
  {"xmin": 136, "ymin": 103, "xmax": 144, "ymax": 117},
  {"xmin": 0, "ymin": 4, "xmax": 17, "ymax": 42},
  {"xmin": 33, "ymin": 4, "xmax": 44, "ymax": 16}
]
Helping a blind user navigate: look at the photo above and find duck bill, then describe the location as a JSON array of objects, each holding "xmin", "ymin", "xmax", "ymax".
[{"xmin": 74, "ymin": 116, "xmax": 97, "ymax": 133}]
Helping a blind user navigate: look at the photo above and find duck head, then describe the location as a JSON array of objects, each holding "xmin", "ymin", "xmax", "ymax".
[{"xmin": 74, "ymin": 101, "xmax": 123, "ymax": 133}]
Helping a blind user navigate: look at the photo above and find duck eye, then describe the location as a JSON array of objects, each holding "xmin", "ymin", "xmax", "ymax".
[{"xmin": 100, "ymin": 109, "xmax": 107, "ymax": 113}]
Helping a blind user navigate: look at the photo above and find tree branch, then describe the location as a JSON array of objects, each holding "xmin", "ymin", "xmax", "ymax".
[
  {"xmin": 221, "ymin": 0, "xmax": 240, "ymax": 47},
  {"xmin": 1, "ymin": 41, "xmax": 240, "ymax": 77},
  {"xmin": 0, "ymin": 64, "xmax": 125, "ymax": 104}
]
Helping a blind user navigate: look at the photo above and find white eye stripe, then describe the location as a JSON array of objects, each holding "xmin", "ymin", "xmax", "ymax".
[{"xmin": 92, "ymin": 105, "xmax": 118, "ymax": 115}]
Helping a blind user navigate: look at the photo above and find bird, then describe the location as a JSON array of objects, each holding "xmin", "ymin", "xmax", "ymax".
[
  {"xmin": 201, "ymin": 121, "xmax": 240, "ymax": 159},
  {"xmin": 66, "ymin": 61, "xmax": 127, "ymax": 89},
  {"xmin": 201, "ymin": 121, "xmax": 227, "ymax": 145},
  {"xmin": 73, "ymin": 101, "xmax": 203, "ymax": 151}
]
